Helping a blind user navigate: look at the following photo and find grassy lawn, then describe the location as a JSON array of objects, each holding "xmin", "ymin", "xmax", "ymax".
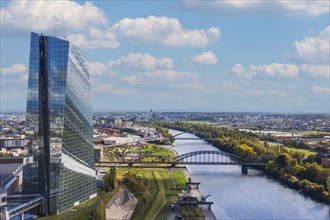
[
  {"xmin": 141, "ymin": 145, "xmax": 176, "ymax": 162},
  {"xmin": 144, "ymin": 171, "xmax": 166, "ymax": 220},
  {"xmin": 127, "ymin": 148, "xmax": 142, "ymax": 153},
  {"xmin": 127, "ymin": 170, "xmax": 159, "ymax": 220},
  {"xmin": 39, "ymin": 191, "xmax": 118, "ymax": 220},
  {"xmin": 154, "ymin": 171, "xmax": 176, "ymax": 220},
  {"xmin": 104, "ymin": 153, "xmax": 115, "ymax": 161},
  {"xmin": 36, "ymin": 196, "xmax": 99, "ymax": 220},
  {"xmin": 283, "ymin": 147, "xmax": 316, "ymax": 156},
  {"xmin": 171, "ymin": 170, "xmax": 187, "ymax": 188},
  {"xmin": 125, "ymin": 168, "xmax": 187, "ymax": 220},
  {"xmin": 295, "ymin": 130, "xmax": 330, "ymax": 136},
  {"xmin": 117, "ymin": 168, "xmax": 127, "ymax": 177},
  {"xmin": 260, "ymin": 141, "xmax": 281, "ymax": 147}
]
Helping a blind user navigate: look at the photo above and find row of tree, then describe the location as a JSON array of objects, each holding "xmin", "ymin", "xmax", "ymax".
[
  {"xmin": 103, "ymin": 166, "xmax": 116, "ymax": 190},
  {"xmin": 267, "ymin": 154, "xmax": 330, "ymax": 201}
]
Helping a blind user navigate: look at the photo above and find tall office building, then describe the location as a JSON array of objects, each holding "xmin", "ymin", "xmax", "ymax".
[{"xmin": 23, "ymin": 33, "xmax": 96, "ymax": 215}]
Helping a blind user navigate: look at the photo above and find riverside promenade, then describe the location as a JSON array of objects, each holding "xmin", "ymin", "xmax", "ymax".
[
  {"xmin": 167, "ymin": 167, "xmax": 217, "ymax": 220},
  {"xmin": 185, "ymin": 170, "xmax": 217, "ymax": 220},
  {"xmin": 168, "ymin": 146, "xmax": 217, "ymax": 220}
]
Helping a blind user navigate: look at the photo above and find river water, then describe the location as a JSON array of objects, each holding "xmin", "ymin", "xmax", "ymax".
[{"xmin": 169, "ymin": 130, "xmax": 330, "ymax": 220}]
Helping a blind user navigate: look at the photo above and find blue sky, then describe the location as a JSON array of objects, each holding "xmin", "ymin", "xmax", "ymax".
[{"xmin": 0, "ymin": 0, "xmax": 329, "ymax": 113}]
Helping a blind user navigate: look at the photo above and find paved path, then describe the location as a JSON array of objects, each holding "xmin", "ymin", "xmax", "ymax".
[{"xmin": 106, "ymin": 181, "xmax": 138, "ymax": 220}]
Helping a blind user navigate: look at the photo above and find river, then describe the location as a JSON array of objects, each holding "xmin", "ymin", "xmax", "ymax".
[{"xmin": 169, "ymin": 130, "xmax": 330, "ymax": 220}]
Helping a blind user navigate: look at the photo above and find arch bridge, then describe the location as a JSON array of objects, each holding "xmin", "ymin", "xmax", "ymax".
[
  {"xmin": 103, "ymin": 150, "xmax": 268, "ymax": 175},
  {"xmin": 169, "ymin": 132, "xmax": 212, "ymax": 141}
]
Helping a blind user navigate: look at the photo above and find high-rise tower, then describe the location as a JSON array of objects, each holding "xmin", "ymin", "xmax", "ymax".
[{"xmin": 23, "ymin": 33, "xmax": 96, "ymax": 215}]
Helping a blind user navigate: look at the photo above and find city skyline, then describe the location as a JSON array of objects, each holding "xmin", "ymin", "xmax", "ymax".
[{"xmin": 1, "ymin": 0, "xmax": 329, "ymax": 113}]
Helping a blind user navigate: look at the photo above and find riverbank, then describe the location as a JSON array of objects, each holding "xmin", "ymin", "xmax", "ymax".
[
  {"xmin": 162, "ymin": 123, "xmax": 330, "ymax": 204},
  {"xmin": 167, "ymin": 129, "xmax": 330, "ymax": 220},
  {"xmin": 166, "ymin": 145, "xmax": 217, "ymax": 220},
  {"xmin": 184, "ymin": 169, "xmax": 217, "ymax": 220}
]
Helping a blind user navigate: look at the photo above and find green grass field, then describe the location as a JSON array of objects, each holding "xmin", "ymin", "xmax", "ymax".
[
  {"xmin": 155, "ymin": 171, "xmax": 177, "ymax": 220},
  {"xmin": 171, "ymin": 170, "xmax": 187, "ymax": 188},
  {"xmin": 295, "ymin": 130, "xmax": 330, "ymax": 136},
  {"xmin": 283, "ymin": 147, "xmax": 316, "ymax": 156},
  {"xmin": 141, "ymin": 145, "xmax": 176, "ymax": 162},
  {"xmin": 128, "ymin": 170, "xmax": 158, "ymax": 220},
  {"xmin": 144, "ymin": 171, "xmax": 166, "ymax": 220},
  {"xmin": 125, "ymin": 168, "xmax": 187, "ymax": 220},
  {"xmin": 37, "ymin": 188, "xmax": 118, "ymax": 220}
]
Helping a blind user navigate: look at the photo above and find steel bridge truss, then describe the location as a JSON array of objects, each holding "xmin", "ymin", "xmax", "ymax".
[
  {"xmin": 122, "ymin": 150, "xmax": 267, "ymax": 166},
  {"xmin": 176, "ymin": 150, "xmax": 244, "ymax": 165}
]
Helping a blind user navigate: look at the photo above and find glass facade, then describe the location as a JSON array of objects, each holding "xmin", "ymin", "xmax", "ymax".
[{"xmin": 23, "ymin": 33, "xmax": 96, "ymax": 215}]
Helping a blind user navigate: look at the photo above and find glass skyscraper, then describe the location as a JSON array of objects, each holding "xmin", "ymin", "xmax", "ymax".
[{"xmin": 23, "ymin": 32, "xmax": 96, "ymax": 215}]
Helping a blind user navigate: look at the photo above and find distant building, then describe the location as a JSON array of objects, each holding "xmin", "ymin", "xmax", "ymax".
[
  {"xmin": 103, "ymin": 137, "xmax": 133, "ymax": 145},
  {"xmin": 23, "ymin": 33, "xmax": 96, "ymax": 215},
  {"xmin": 93, "ymin": 145, "xmax": 103, "ymax": 161},
  {"xmin": 0, "ymin": 137, "xmax": 26, "ymax": 149},
  {"xmin": 114, "ymin": 118, "xmax": 123, "ymax": 128},
  {"xmin": 317, "ymin": 154, "xmax": 330, "ymax": 168}
]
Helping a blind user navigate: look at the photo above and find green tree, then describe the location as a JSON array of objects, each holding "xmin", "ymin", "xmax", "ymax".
[{"xmin": 275, "ymin": 153, "xmax": 291, "ymax": 168}]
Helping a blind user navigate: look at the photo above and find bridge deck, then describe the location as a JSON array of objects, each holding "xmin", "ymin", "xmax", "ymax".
[
  {"xmin": 97, "ymin": 161, "xmax": 267, "ymax": 166},
  {"xmin": 8, "ymin": 196, "xmax": 44, "ymax": 218}
]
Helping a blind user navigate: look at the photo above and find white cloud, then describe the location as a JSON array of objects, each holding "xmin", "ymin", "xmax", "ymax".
[
  {"xmin": 312, "ymin": 86, "xmax": 330, "ymax": 94},
  {"xmin": 108, "ymin": 53, "xmax": 173, "ymax": 70},
  {"xmin": 111, "ymin": 15, "xmax": 220, "ymax": 47},
  {"xmin": 0, "ymin": 0, "xmax": 107, "ymax": 35},
  {"xmin": 260, "ymin": 63, "xmax": 299, "ymax": 77},
  {"xmin": 121, "ymin": 70, "xmax": 196, "ymax": 87},
  {"xmin": 122, "ymin": 75, "xmax": 140, "ymax": 85},
  {"xmin": 94, "ymin": 84, "xmax": 138, "ymax": 96},
  {"xmin": 1, "ymin": 64, "xmax": 26, "ymax": 75},
  {"xmin": 300, "ymin": 64, "xmax": 330, "ymax": 78},
  {"xmin": 228, "ymin": 64, "xmax": 257, "ymax": 79},
  {"xmin": 1, "ymin": 64, "xmax": 27, "ymax": 81},
  {"xmin": 67, "ymin": 28, "xmax": 119, "ymax": 49},
  {"xmin": 181, "ymin": 1, "xmax": 329, "ymax": 17},
  {"xmin": 143, "ymin": 70, "xmax": 195, "ymax": 81},
  {"xmin": 89, "ymin": 53, "xmax": 195, "ymax": 89},
  {"xmin": 293, "ymin": 26, "xmax": 330, "ymax": 64},
  {"xmin": 86, "ymin": 62, "xmax": 109, "ymax": 78},
  {"xmin": 245, "ymin": 89, "xmax": 290, "ymax": 97},
  {"xmin": 87, "ymin": 53, "xmax": 172, "ymax": 79},
  {"xmin": 193, "ymin": 51, "xmax": 218, "ymax": 65},
  {"xmin": 228, "ymin": 63, "xmax": 299, "ymax": 79}
]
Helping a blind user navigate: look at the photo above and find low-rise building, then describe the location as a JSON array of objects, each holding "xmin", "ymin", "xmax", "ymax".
[
  {"xmin": 316, "ymin": 153, "xmax": 330, "ymax": 168},
  {"xmin": 103, "ymin": 137, "xmax": 133, "ymax": 145},
  {"xmin": 94, "ymin": 145, "xmax": 103, "ymax": 161},
  {"xmin": 0, "ymin": 137, "xmax": 26, "ymax": 149}
]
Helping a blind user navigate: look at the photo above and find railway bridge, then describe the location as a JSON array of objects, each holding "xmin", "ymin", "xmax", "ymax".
[{"xmin": 97, "ymin": 150, "xmax": 268, "ymax": 175}]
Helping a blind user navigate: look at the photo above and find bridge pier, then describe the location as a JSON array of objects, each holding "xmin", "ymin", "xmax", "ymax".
[
  {"xmin": 241, "ymin": 165, "xmax": 248, "ymax": 175},
  {"xmin": 20, "ymin": 212, "xmax": 24, "ymax": 220}
]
